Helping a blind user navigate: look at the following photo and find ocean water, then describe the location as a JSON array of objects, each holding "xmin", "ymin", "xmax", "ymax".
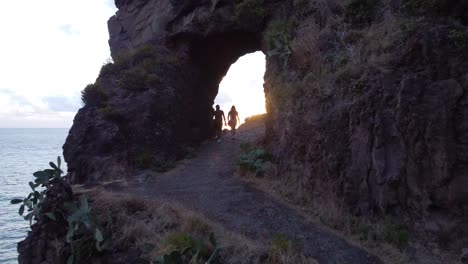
[{"xmin": 0, "ymin": 128, "xmax": 69, "ymax": 264}]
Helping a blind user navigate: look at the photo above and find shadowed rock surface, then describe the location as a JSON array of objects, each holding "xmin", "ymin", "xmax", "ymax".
[{"xmin": 62, "ymin": 0, "xmax": 468, "ymax": 251}]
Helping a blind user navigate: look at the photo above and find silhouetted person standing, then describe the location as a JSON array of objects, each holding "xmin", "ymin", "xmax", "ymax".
[
  {"xmin": 228, "ymin": 105, "xmax": 240, "ymax": 139},
  {"xmin": 213, "ymin": 105, "xmax": 226, "ymax": 141}
]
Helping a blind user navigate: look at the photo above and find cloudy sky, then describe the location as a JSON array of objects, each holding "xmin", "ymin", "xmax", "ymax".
[{"xmin": 0, "ymin": 0, "xmax": 266, "ymax": 128}]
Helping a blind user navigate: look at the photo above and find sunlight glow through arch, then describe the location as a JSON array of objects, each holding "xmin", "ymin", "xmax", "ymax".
[{"xmin": 214, "ymin": 51, "xmax": 266, "ymax": 128}]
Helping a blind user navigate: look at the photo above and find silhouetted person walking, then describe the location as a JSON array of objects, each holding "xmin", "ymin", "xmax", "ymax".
[
  {"xmin": 213, "ymin": 105, "xmax": 226, "ymax": 141},
  {"xmin": 228, "ymin": 105, "xmax": 240, "ymax": 139}
]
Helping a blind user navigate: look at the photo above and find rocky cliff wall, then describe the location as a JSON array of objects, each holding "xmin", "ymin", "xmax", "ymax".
[{"xmin": 63, "ymin": 0, "xmax": 467, "ymax": 247}]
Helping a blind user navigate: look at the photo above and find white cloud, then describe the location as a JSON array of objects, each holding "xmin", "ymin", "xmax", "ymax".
[
  {"xmin": 0, "ymin": 89, "xmax": 78, "ymax": 128},
  {"xmin": 0, "ymin": 0, "xmax": 117, "ymax": 127},
  {"xmin": 0, "ymin": 1, "xmax": 266, "ymax": 128}
]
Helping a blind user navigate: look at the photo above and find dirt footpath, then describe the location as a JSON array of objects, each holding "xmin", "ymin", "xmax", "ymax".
[{"xmin": 106, "ymin": 123, "xmax": 382, "ymax": 264}]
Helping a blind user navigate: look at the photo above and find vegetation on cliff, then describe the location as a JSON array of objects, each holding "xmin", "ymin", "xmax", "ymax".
[
  {"xmin": 43, "ymin": 0, "xmax": 468, "ymax": 262},
  {"xmin": 11, "ymin": 158, "xmax": 106, "ymax": 264}
]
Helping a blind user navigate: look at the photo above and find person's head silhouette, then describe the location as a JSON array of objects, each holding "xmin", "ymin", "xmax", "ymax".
[
  {"xmin": 216, "ymin": 105, "xmax": 220, "ymax": 110},
  {"xmin": 231, "ymin": 105, "xmax": 236, "ymax": 111}
]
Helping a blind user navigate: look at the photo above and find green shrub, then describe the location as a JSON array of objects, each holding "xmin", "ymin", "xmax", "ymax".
[
  {"xmin": 10, "ymin": 157, "xmax": 64, "ymax": 226},
  {"xmin": 132, "ymin": 44, "xmax": 158, "ymax": 65},
  {"xmin": 345, "ymin": 0, "xmax": 380, "ymax": 25},
  {"xmin": 109, "ymin": 44, "xmax": 171, "ymax": 91},
  {"xmin": 269, "ymin": 233, "xmax": 292, "ymax": 255},
  {"xmin": 237, "ymin": 143, "xmax": 272, "ymax": 176},
  {"xmin": 145, "ymin": 73, "xmax": 162, "ymax": 88},
  {"xmin": 155, "ymin": 160, "xmax": 177, "ymax": 173},
  {"xmin": 449, "ymin": 29, "xmax": 468, "ymax": 49},
  {"xmin": 402, "ymin": 0, "xmax": 437, "ymax": 14},
  {"xmin": 98, "ymin": 106, "xmax": 124, "ymax": 122},
  {"xmin": 81, "ymin": 83, "xmax": 108, "ymax": 105},
  {"xmin": 402, "ymin": 0, "xmax": 468, "ymax": 23},
  {"xmin": 10, "ymin": 157, "xmax": 106, "ymax": 264},
  {"xmin": 99, "ymin": 62, "xmax": 116, "ymax": 77},
  {"xmin": 65, "ymin": 196, "xmax": 107, "ymax": 263},
  {"xmin": 156, "ymin": 232, "xmax": 220, "ymax": 264},
  {"xmin": 120, "ymin": 67, "xmax": 148, "ymax": 91},
  {"xmin": 381, "ymin": 218, "xmax": 410, "ymax": 249},
  {"xmin": 136, "ymin": 150, "xmax": 153, "ymax": 168},
  {"xmin": 113, "ymin": 44, "xmax": 157, "ymax": 69},
  {"xmin": 164, "ymin": 232, "xmax": 194, "ymax": 252},
  {"xmin": 142, "ymin": 58, "xmax": 160, "ymax": 72},
  {"xmin": 236, "ymin": 0, "xmax": 266, "ymax": 21},
  {"xmin": 293, "ymin": 0, "xmax": 310, "ymax": 8},
  {"xmin": 267, "ymin": 19, "xmax": 292, "ymax": 68}
]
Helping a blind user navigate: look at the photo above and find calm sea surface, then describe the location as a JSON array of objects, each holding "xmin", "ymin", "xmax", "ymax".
[{"xmin": 0, "ymin": 128, "xmax": 69, "ymax": 264}]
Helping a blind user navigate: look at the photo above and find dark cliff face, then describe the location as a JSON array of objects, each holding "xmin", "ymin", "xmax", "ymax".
[{"xmin": 63, "ymin": 0, "xmax": 467, "ymax": 245}]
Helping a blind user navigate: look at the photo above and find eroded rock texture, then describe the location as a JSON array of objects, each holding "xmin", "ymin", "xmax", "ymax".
[{"xmin": 63, "ymin": 0, "xmax": 467, "ymax": 247}]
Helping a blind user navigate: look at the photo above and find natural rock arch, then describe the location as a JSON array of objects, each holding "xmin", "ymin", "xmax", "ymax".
[
  {"xmin": 64, "ymin": 0, "xmax": 468, "ymax": 246},
  {"xmin": 64, "ymin": 0, "xmax": 271, "ymax": 183}
]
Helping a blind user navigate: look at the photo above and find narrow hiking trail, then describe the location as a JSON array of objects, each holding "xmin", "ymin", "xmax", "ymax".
[{"xmin": 105, "ymin": 124, "xmax": 383, "ymax": 264}]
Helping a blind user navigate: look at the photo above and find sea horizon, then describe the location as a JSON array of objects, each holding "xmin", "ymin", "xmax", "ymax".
[{"xmin": 0, "ymin": 128, "xmax": 69, "ymax": 263}]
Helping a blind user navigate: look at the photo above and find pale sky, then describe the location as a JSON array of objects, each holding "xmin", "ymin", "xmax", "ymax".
[
  {"xmin": 215, "ymin": 51, "xmax": 266, "ymax": 126},
  {"xmin": 0, "ymin": 1, "xmax": 266, "ymax": 128}
]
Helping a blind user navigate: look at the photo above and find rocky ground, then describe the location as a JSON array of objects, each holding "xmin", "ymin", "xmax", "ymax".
[{"xmin": 98, "ymin": 121, "xmax": 380, "ymax": 264}]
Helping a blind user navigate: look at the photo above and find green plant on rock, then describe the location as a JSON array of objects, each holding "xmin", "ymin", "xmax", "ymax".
[
  {"xmin": 113, "ymin": 44, "xmax": 157, "ymax": 69},
  {"xmin": 164, "ymin": 232, "xmax": 195, "ymax": 252},
  {"xmin": 99, "ymin": 62, "xmax": 116, "ymax": 76},
  {"xmin": 154, "ymin": 232, "xmax": 220, "ymax": 264},
  {"xmin": 267, "ymin": 19, "xmax": 292, "ymax": 69},
  {"xmin": 381, "ymin": 217, "xmax": 409, "ymax": 249},
  {"xmin": 11, "ymin": 157, "xmax": 64, "ymax": 225},
  {"xmin": 145, "ymin": 73, "xmax": 162, "ymax": 88},
  {"xmin": 98, "ymin": 106, "xmax": 124, "ymax": 122},
  {"xmin": 99, "ymin": 57, "xmax": 116, "ymax": 77},
  {"xmin": 120, "ymin": 67, "xmax": 148, "ymax": 91},
  {"xmin": 269, "ymin": 233, "xmax": 291, "ymax": 253},
  {"xmin": 345, "ymin": 0, "xmax": 380, "ymax": 25},
  {"xmin": 449, "ymin": 29, "xmax": 468, "ymax": 49},
  {"xmin": 237, "ymin": 142, "xmax": 272, "ymax": 176},
  {"xmin": 132, "ymin": 44, "xmax": 159, "ymax": 65},
  {"xmin": 402, "ymin": 0, "xmax": 436, "ymax": 14},
  {"xmin": 11, "ymin": 157, "xmax": 107, "ymax": 264},
  {"xmin": 156, "ymin": 160, "xmax": 177, "ymax": 173},
  {"xmin": 65, "ymin": 196, "xmax": 106, "ymax": 264},
  {"xmin": 268, "ymin": 233, "xmax": 293, "ymax": 260},
  {"xmin": 236, "ymin": 0, "xmax": 266, "ymax": 22},
  {"xmin": 293, "ymin": 0, "xmax": 310, "ymax": 8},
  {"xmin": 136, "ymin": 150, "xmax": 153, "ymax": 168},
  {"xmin": 81, "ymin": 83, "xmax": 108, "ymax": 106}
]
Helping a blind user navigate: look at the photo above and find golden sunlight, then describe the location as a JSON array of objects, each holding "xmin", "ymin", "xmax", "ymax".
[{"xmin": 214, "ymin": 51, "xmax": 266, "ymax": 129}]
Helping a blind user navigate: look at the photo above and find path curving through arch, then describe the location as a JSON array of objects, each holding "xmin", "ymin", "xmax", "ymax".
[{"xmin": 104, "ymin": 123, "xmax": 382, "ymax": 264}]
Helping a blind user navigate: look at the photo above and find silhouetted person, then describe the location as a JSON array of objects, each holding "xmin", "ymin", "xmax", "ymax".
[
  {"xmin": 228, "ymin": 105, "xmax": 240, "ymax": 139},
  {"xmin": 213, "ymin": 105, "xmax": 226, "ymax": 141}
]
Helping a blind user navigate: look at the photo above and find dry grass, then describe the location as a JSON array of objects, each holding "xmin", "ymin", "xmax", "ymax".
[
  {"xmin": 290, "ymin": 17, "xmax": 322, "ymax": 73},
  {"xmin": 237, "ymin": 159, "xmax": 458, "ymax": 263},
  {"xmin": 89, "ymin": 191, "xmax": 263, "ymax": 263},
  {"xmin": 288, "ymin": 5, "xmax": 420, "ymax": 100},
  {"xmin": 88, "ymin": 191, "xmax": 316, "ymax": 263}
]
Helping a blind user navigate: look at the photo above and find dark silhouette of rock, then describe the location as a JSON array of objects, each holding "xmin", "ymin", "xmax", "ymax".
[{"xmin": 62, "ymin": 0, "xmax": 468, "ymax": 252}]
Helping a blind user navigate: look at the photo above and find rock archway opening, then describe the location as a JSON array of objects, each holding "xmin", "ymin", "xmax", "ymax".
[
  {"xmin": 214, "ymin": 51, "xmax": 266, "ymax": 130},
  {"xmin": 184, "ymin": 31, "xmax": 266, "ymax": 140}
]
